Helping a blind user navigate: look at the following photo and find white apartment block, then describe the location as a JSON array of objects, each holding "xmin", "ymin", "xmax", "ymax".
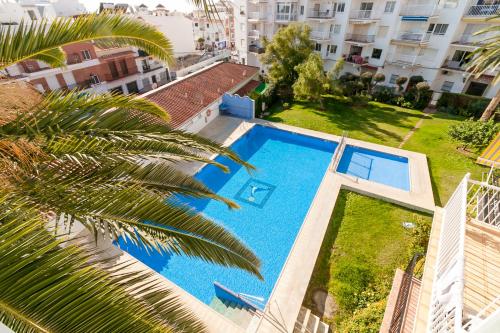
[
  {"xmin": 232, "ymin": 0, "xmax": 499, "ymax": 99},
  {"xmin": 192, "ymin": 3, "xmax": 236, "ymax": 50}
]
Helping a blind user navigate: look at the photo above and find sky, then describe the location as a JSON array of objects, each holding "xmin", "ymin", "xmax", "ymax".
[{"xmin": 82, "ymin": 0, "xmax": 196, "ymax": 13}]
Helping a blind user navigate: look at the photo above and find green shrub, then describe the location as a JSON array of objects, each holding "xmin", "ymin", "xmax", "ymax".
[
  {"xmin": 372, "ymin": 86, "xmax": 395, "ymax": 103},
  {"xmin": 394, "ymin": 96, "xmax": 413, "ymax": 109},
  {"xmin": 437, "ymin": 92, "xmax": 491, "ymax": 118},
  {"xmin": 282, "ymin": 102, "xmax": 290, "ymax": 109},
  {"xmin": 340, "ymin": 300, "xmax": 386, "ymax": 333},
  {"xmin": 332, "ymin": 261, "xmax": 374, "ymax": 311},
  {"xmin": 448, "ymin": 119, "xmax": 499, "ymax": 150}
]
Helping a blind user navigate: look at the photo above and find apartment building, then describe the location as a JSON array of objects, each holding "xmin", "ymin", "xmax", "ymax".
[
  {"xmin": 232, "ymin": 0, "xmax": 499, "ymax": 99},
  {"xmin": 0, "ymin": 0, "xmax": 172, "ymax": 95},
  {"xmin": 192, "ymin": 2, "xmax": 236, "ymax": 50}
]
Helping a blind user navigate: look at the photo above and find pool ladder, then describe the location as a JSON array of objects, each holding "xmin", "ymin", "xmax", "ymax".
[{"xmin": 329, "ymin": 131, "xmax": 348, "ymax": 172}]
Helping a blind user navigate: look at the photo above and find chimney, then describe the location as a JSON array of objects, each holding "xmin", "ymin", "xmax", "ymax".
[{"xmin": 243, "ymin": 70, "xmax": 247, "ymax": 76}]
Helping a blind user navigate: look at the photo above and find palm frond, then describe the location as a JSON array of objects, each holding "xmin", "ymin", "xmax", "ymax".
[
  {"xmin": 0, "ymin": 197, "xmax": 206, "ymax": 333},
  {"xmin": 30, "ymin": 47, "xmax": 66, "ymax": 69},
  {"xmin": 0, "ymin": 14, "xmax": 174, "ymax": 69}
]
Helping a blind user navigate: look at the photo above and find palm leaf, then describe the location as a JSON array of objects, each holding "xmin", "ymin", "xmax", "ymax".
[
  {"xmin": 0, "ymin": 14, "xmax": 174, "ymax": 69},
  {"xmin": 0, "ymin": 197, "xmax": 206, "ymax": 333}
]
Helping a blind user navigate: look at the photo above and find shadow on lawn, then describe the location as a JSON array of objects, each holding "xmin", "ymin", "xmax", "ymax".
[{"xmin": 267, "ymin": 96, "xmax": 431, "ymax": 145}]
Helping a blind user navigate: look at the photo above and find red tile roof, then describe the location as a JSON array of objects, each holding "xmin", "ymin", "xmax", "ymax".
[
  {"xmin": 144, "ymin": 62, "xmax": 259, "ymax": 128},
  {"xmin": 235, "ymin": 80, "xmax": 260, "ymax": 96}
]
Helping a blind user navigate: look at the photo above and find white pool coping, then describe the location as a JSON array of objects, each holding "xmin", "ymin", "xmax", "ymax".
[{"xmin": 99, "ymin": 115, "xmax": 435, "ymax": 333}]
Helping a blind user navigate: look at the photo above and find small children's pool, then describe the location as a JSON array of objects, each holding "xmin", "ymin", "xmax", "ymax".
[
  {"xmin": 119, "ymin": 125, "xmax": 337, "ymax": 307},
  {"xmin": 336, "ymin": 145, "xmax": 410, "ymax": 191}
]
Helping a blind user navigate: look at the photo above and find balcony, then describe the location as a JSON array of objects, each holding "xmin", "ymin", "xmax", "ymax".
[
  {"xmin": 310, "ymin": 30, "xmax": 332, "ymax": 41},
  {"xmin": 386, "ymin": 53, "xmax": 421, "ymax": 66},
  {"xmin": 248, "ymin": 29, "xmax": 260, "ymax": 39},
  {"xmin": 307, "ymin": 8, "xmax": 335, "ymax": 20},
  {"xmin": 465, "ymin": 4, "xmax": 500, "ymax": 17},
  {"xmin": 248, "ymin": 11, "xmax": 267, "ymax": 21},
  {"xmin": 248, "ymin": 0, "xmax": 267, "ymax": 3},
  {"xmin": 275, "ymin": 12, "xmax": 298, "ymax": 22},
  {"xmin": 392, "ymin": 31, "xmax": 431, "ymax": 46},
  {"xmin": 248, "ymin": 44, "xmax": 265, "ymax": 54},
  {"xmin": 345, "ymin": 54, "xmax": 369, "ymax": 65},
  {"xmin": 349, "ymin": 10, "xmax": 377, "ymax": 21},
  {"xmin": 399, "ymin": 3, "xmax": 438, "ymax": 17},
  {"xmin": 441, "ymin": 59, "xmax": 467, "ymax": 71},
  {"xmin": 345, "ymin": 33, "xmax": 375, "ymax": 44}
]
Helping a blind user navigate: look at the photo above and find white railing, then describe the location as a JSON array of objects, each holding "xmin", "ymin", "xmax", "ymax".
[
  {"xmin": 466, "ymin": 4, "xmax": 500, "ymax": 17},
  {"xmin": 330, "ymin": 131, "xmax": 347, "ymax": 172},
  {"xmin": 396, "ymin": 31, "xmax": 432, "ymax": 43},
  {"xmin": 248, "ymin": 11, "xmax": 267, "ymax": 20},
  {"xmin": 428, "ymin": 174, "xmax": 500, "ymax": 332},
  {"xmin": 388, "ymin": 53, "xmax": 419, "ymax": 65},
  {"xmin": 307, "ymin": 8, "xmax": 335, "ymax": 19},
  {"xmin": 275, "ymin": 12, "xmax": 298, "ymax": 21},
  {"xmin": 248, "ymin": 29, "xmax": 260, "ymax": 38},
  {"xmin": 400, "ymin": 4, "xmax": 438, "ymax": 16},
  {"xmin": 310, "ymin": 30, "xmax": 331, "ymax": 40},
  {"xmin": 349, "ymin": 9, "xmax": 373, "ymax": 19},
  {"xmin": 428, "ymin": 174, "xmax": 469, "ymax": 333}
]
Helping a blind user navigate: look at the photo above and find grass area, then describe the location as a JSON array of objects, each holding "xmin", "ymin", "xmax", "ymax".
[
  {"xmin": 265, "ymin": 96, "xmax": 428, "ymax": 148},
  {"xmin": 305, "ymin": 191, "xmax": 432, "ymax": 332},
  {"xmin": 265, "ymin": 98, "xmax": 488, "ymax": 205},
  {"xmin": 402, "ymin": 112, "xmax": 487, "ymax": 206}
]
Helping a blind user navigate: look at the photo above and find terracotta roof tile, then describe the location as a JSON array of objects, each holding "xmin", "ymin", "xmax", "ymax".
[
  {"xmin": 144, "ymin": 62, "xmax": 259, "ymax": 128},
  {"xmin": 235, "ymin": 80, "xmax": 260, "ymax": 96}
]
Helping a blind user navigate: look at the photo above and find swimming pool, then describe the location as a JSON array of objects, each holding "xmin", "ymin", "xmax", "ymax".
[
  {"xmin": 336, "ymin": 145, "xmax": 410, "ymax": 191},
  {"xmin": 120, "ymin": 125, "xmax": 337, "ymax": 307}
]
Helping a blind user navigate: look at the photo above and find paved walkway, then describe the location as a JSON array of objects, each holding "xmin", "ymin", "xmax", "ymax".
[{"xmin": 398, "ymin": 107, "xmax": 436, "ymax": 149}]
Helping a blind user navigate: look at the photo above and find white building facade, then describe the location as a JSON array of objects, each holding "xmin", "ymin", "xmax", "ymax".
[{"xmin": 232, "ymin": 0, "xmax": 499, "ymax": 99}]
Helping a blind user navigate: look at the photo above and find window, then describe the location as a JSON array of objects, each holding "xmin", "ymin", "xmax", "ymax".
[
  {"xmin": 81, "ymin": 50, "xmax": 91, "ymax": 60},
  {"xmin": 89, "ymin": 74, "xmax": 100, "ymax": 85},
  {"xmin": 333, "ymin": 24, "xmax": 341, "ymax": 34},
  {"xmin": 315, "ymin": 43, "xmax": 322, "ymax": 51},
  {"xmin": 336, "ymin": 2, "xmax": 345, "ymax": 12},
  {"xmin": 433, "ymin": 24, "xmax": 448, "ymax": 35},
  {"xmin": 360, "ymin": 2, "xmax": 374, "ymax": 11},
  {"xmin": 327, "ymin": 44, "xmax": 337, "ymax": 54},
  {"xmin": 389, "ymin": 74, "xmax": 399, "ymax": 84},
  {"xmin": 300, "ymin": 5, "xmax": 304, "ymax": 15},
  {"xmin": 206, "ymin": 23, "xmax": 210, "ymax": 28},
  {"xmin": 371, "ymin": 48, "xmax": 382, "ymax": 59},
  {"xmin": 384, "ymin": 1, "xmax": 396, "ymax": 13},
  {"xmin": 441, "ymin": 81, "xmax": 454, "ymax": 92},
  {"xmin": 195, "ymin": 22, "xmax": 198, "ymax": 27},
  {"xmin": 428, "ymin": 23, "xmax": 448, "ymax": 35}
]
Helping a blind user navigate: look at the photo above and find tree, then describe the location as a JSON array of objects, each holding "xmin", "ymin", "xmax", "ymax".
[
  {"xmin": 360, "ymin": 72, "xmax": 374, "ymax": 94},
  {"xmin": 261, "ymin": 24, "xmax": 314, "ymax": 98},
  {"xmin": 293, "ymin": 52, "xmax": 329, "ymax": 108},
  {"xmin": 449, "ymin": 119, "xmax": 499, "ymax": 151},
  {"xmin": 395, "ymin": 76, "xmax": 408, "ymax": 94},
  {"xmin": 327, "ymin": 59, "xmax": 345, "ymax": 95},
  {"xmin": 415, "ymin": 81, "xmax": 430, "ymax": 104},
  {"xmin": 373, "ymin": 73, "xmax": 385, "ymax": 90},
  {"xmin": 0, "ymin": 13, "xmax": 261, "ymax": 332},
  {"xmin": 467, "ymin": 15, "xmax": 500, "ymax": 121}
]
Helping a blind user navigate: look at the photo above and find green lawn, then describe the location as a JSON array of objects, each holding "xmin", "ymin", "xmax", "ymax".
[
  {"xmin": 305, "ymin": 191, "xmax": 432, "ymax": 332},
  {"xmin": 266, "ymin": 96, "xmax": 429, "ymax": 148},
  {"xmin": 402, "ymin": 112, "xmax": 487, "ymax": 206},
  {"xmin": 265, "ymin": 98, "xmax": 487, "ymax": 205}
]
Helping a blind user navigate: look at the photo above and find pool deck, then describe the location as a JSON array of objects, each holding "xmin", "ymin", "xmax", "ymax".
[
  {"xmin": 196, "ymin": 116, "xmax": 435, "ymax": 333},
  {"xmin": 98, "ymin": 115, "xmax": 435, "ymax": 333}
]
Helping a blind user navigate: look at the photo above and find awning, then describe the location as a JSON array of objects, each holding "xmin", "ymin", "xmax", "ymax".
[
  {"xmin": 477, "ymin": 132, "xmax": 500, "ymax": 167},
  {"xmin": 401, "ymin": 16, "xmax": 429, "ymax": 22}
]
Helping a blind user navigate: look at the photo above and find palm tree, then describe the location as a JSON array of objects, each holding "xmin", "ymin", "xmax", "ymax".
[
  {"xmin": 0, "ymin": 13, "xmax": 260, "ymax": 332},
  {"xmin": 467, "ymin": 16, "xmax": 499, "ymax": 121}
]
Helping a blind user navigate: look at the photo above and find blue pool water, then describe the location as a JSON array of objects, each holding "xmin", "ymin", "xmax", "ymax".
[
  {"xmin": 337, "ymin": 145, "xmax": 410, "ymax": 191},
  {"xmin": 120, "ymin": 125, "xmax": 337, "ymax": 306}
]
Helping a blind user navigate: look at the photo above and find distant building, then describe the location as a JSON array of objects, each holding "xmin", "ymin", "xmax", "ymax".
[{"xmin": 191, "ymin": 1, "xmax": 235, "ymax": 51}]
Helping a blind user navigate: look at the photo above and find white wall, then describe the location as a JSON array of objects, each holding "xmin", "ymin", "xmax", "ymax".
[
  {"xmin": 179, "ymin": 99, "xmax": 221, "ymax": 133},
  {"xmin": 138, "ymin": 14, "xmax": 197, "ymax": 56}
]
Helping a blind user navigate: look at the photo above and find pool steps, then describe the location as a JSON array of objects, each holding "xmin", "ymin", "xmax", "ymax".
[
  {"xmin": 293, "ymin": 307, "xmax": 330, "ymax": 333},
  {"xmin": 208, "ymin": 296, "xmax": 255, "ymax": 328}
]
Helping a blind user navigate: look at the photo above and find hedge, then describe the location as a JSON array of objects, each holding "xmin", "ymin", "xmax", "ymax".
[{"xmin": 437, "ymin": 92, "xmax": 491, "ymax": 117}]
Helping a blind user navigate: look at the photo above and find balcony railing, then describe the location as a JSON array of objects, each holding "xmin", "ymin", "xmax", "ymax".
[
  {"xmin": 399, "ymin": 4, "xmax": 438, "ymax": 16},
  {"xmin": 428, "ymin": 174, "xmax": 499, "ymax": 333},
  {"xmin": 248, "ymin": 11, "xmax": 267, "ymax": 20},
  {"xmin": 442, "ymin": 59, "xmax": 467, "ymax": 71},
  {"xmin": 349, "ymin": 10, "xmax": 373, "ymax": 19},
  {"xmin": 395, "ymin": 31, "xmax": 431, "ymax": 43},
  {"xmin": 248, "ymin": 29, "xmax": 260, "ymax": 38},
  {"xmin": 345, "ymin": 33, "xmax": 375, "ymax": 43},
  {"xmin": 387, "ymin": 53, "xmax": 418, "ymax": 65},
  {"xmin": 276, "ymin": 12, "xmax": 298, "ymax": 21},
  {"xmin": 307, "ymin": 9, "xmax": 335, "ymax": 19},
  {"xmin": 452, "ymin": 33, "xmax": 486, "ymax": 46},
  {"xmin": 310, "ymin": 30, "xmax": 332, "ymax": 40},
  {"xmin": 345, "ymin": 54, "xmax": 368, "ymax": 65},
  {"xmin": 465, "ymin": 4, "xmax": 500, "ymax": 17},
  {"xmin": 248, "ymin": 44, "xmax": 265, "ymax": 54}
]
